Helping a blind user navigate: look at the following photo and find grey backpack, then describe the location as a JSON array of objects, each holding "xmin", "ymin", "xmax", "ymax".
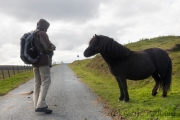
[{"xmin": 20, "ymin": 31, "xmax": 40, "ymax": 64}]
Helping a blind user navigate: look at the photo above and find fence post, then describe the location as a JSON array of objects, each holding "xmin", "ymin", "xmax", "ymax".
[
  {"xmin": 13, "ymin": 66, "xmax": 15, "ymax": 75},
  {"xmin": 17, "ymin": 65, "xmax": 19, "ymax": 73},
  {"xmin": 26, "ymin": 65, "xmax": 28, "ymax": 71},
  {"xmin": 7, "ymin": 67, "xmax": 10, "ymax": 78},
  {"xmin": 29, "ymin": 65, "xmax": 31, "ymax": 71},
  {"xmin": 2, "ymin": 70, "xmax": 4, "ymax": 79}
]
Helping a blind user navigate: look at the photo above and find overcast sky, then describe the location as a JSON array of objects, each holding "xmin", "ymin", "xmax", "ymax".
[{"xmin": 0, "ymin": 0, "xmax": 180, "ymax": 65}]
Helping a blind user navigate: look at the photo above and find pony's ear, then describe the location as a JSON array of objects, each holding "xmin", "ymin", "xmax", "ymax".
[
  {"xmin": 95, "ymin": 34, "xmax": 99, "ymax": 40},
  {"xmin": 90, "ymin": 34, "xmax": 100, "ymax": 49}
]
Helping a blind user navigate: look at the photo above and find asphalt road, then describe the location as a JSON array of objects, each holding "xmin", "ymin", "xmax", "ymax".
[{"xmin": 0, "ymin": 64, "xmax": 112, "ymax": 120}]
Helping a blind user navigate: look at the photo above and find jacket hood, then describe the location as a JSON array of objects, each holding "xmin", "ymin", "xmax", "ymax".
[{"xmin": 36, "ymin": 19, "xmax": 50, "ymax": 32}]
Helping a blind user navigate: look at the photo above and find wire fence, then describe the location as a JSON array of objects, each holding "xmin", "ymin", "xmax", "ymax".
[{"xmin": 0, "ymin": 65, "xmax": 32, "ymax": 80}]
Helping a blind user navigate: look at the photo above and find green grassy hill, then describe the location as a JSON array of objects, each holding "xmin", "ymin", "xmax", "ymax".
[{"xmin": 69, "ymin": 36, "xmax": 180, "ymax": 120}]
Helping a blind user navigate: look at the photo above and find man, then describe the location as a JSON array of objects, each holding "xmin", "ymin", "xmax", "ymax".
[{"xmin": 32, "ymin": 19, "xmax": 55, "ymax": 114}]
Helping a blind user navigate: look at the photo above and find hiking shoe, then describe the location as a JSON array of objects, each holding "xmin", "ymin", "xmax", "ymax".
[{"xmin": 35, "ymin": 107, "xmax": 52, "ymax": 114}]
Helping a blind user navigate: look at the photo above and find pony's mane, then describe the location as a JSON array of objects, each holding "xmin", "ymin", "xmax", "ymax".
[{"xmin": 92, "ymin": 35, "xmax": 131, "ymax": 57}]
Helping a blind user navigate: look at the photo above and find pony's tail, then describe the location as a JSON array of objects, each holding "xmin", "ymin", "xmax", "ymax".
[{"xmin": 162, "ymin": 59, "xmax": 172, "ymax": 94}]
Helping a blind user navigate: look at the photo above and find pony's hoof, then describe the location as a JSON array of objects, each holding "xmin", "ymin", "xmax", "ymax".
[
  {"xmin": 123, "ymin": 99, "xmax": 129, "ymax": 103},
  {"xmin": 118, "ymin": 98, "xmax": 124, "ymax": 101},
  {"xmin": 123, "ymin": 100, "xmax": 128, "ymax": 103},
  {"xmin": 162, "ymin": 95, "xmax": 167, "ymax": 98},
  {"xmin": 152, "ymin": 92, "xmax": 158, "ymax": 96}
]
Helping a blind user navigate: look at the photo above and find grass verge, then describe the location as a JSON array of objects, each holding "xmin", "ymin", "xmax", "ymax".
[
  {"xmin": 0, "ymin": 71, "xmax": 34, "ymax": 96},
  {"xmin": 69, "ymin": 59, "xmax": 180, "ymax": 120}
]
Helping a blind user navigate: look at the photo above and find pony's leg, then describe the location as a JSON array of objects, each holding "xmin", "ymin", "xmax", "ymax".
[
  {"xmin": 115, "ymin": 77, "xmax": 124, "ymax": 101},
  {"xmin": 159, "ymin": 60, "xmax": 172, "ymax": 98},
  {"xmin": 119, "ymin": 76, "xmax": 129, "ymax": 102},
  {"xmin": 152, "ymin": 72, "xmax": 161, "ymax": 96},
  {"xmin": 162, "ymin": 89, "xmax": 167, "ymax": 98},
  {"xmin": 160, "ymin": 73, "xmax": 168, "ymax": 98},
  {"xmin": 154, "ymin": 72, "xmax": 169, "ymax": 98}
]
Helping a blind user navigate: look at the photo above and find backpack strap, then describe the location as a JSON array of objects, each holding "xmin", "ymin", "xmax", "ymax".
[{"xmin": 32, "ymin": 30, "xmax": 44, "ymax": 55}]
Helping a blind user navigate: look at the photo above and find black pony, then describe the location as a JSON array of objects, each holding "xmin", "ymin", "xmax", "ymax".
[{"xmin": 84, "ymin": 35, "xmax": 172, "ymax": 102}]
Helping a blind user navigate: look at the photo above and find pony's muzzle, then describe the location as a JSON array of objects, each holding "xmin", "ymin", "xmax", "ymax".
[
  {"xmin": 83, "ymin": 48, "xmax": 89, "ymax": 57},
  {"xmin": 83, "ymin": 47, "xmax": 98, "ymax": 57}
]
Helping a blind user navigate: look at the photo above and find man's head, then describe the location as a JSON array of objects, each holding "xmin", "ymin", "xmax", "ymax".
[{"xmin": 36, "ymin": 19, "xmax": 50, "ymax": 32}]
